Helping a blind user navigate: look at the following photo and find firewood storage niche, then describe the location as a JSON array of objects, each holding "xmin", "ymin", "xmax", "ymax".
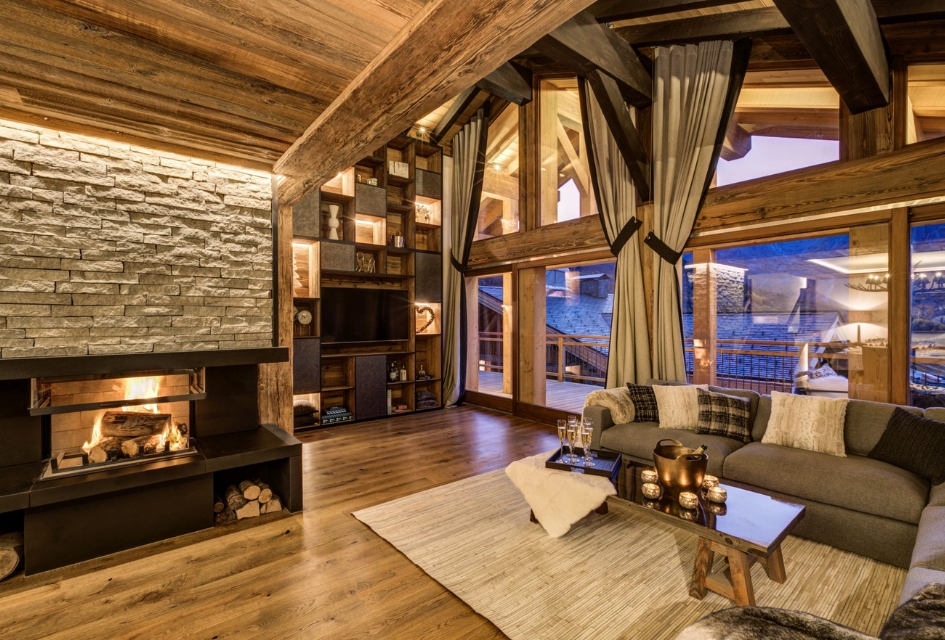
[{"xmin": 32, "ymin": 368, "xmax": 206, "ymax": 478}]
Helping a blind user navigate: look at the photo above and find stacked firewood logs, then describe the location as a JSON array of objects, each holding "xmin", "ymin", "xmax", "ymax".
[{"xmin": 214, "ymin": 479, "xmax": 283, "ymax": 524}]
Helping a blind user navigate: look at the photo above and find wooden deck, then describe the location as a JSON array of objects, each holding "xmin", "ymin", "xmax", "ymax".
[
  {"xmin": 0, "ymin": 407, "xmax": 558, "ymax": 639},
  {"xmin": 476, "ymin": 370, "xmax": 601, "ymax": 413}
]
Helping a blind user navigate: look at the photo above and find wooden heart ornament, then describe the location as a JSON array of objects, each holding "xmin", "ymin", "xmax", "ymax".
[{"xmin": 416, "ymin": 305, "xmax": 436, "ymax": 333}]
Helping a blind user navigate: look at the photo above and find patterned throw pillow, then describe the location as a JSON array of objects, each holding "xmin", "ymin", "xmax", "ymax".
[
  {"xmin": 626, "ymin": 383, "xmax": 659, "ymax": 423},
  {"xmin": 808, "ymin": 363, "xmax": 838, "ymax": 380},
  {"xmin": 695, "ymin": 389, "xmax": 752, "ymax": 443},
  {"xmin": 870, "ymin": 408, "xmax": 945, "ymax": 485},
  {"xmin": 652, "ymin": 384, "xmax": 707, "ymax": 430}
]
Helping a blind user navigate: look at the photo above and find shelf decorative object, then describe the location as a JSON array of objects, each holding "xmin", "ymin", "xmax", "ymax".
[
  {"xmin": 417, "ymin": 305, "xmax": 437, "ymax": 333},
  {"xmin": 327, "ymin": 204, "xmax": 341, "ymax": 240},
  {"xmin": 417, "ymin": 202, "xmax": 432, "ymax": 223}
]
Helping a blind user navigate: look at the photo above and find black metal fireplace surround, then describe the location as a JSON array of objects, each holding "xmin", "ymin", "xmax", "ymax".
[{"xmin": 0, "ymin": 347, "xmax": 301, "ymax": 575}]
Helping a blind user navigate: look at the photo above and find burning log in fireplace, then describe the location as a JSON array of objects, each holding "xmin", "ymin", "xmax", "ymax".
[{"xmin": 82, "ymin": 410, "xmax": 190, "ymax": 464}]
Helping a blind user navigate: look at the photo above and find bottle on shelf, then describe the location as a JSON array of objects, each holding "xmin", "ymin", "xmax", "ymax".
[
  {"xmin": 389, "ymin": 362, "xmax": 400, "ymax": 383},
  {"xmin": 399, "ymin": 363, "xmax": 407, "ymax": 382}
]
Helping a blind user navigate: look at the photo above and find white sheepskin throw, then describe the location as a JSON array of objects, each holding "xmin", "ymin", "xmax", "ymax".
[
  {"xmin": 584, "ymin": 386, "xmax": 635, "ymax": 424},
  {"xmin": 653, "ymin": 384, "xmax": 705, "ymax": 430},
  {"xmin": 505, "ymin": 451, "xmax": 616, "ymax": 538},
  {"xmin": 762, "ymin": 391, "xmax": 848, "ymax": 457}
]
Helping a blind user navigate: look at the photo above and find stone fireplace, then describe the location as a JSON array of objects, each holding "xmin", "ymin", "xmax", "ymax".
[{"xmin": 0, "ymin": 120, "xmax": 301, "ymax": 576}]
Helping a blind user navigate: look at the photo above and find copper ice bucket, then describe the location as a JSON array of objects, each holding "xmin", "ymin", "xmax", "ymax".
[{"xmin": 653, "ymin": 439, "xmax": 708, "ymax": 496}]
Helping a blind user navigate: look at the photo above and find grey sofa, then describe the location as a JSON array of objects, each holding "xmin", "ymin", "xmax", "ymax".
[{"xmin": 583, "ymin": 382, "xmax": 945, "ymax": 607}]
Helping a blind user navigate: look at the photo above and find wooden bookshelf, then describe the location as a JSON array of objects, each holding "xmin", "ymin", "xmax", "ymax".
[{"xmin": 291, "ymin": 135, "xmax": 444, "ymax": 430}]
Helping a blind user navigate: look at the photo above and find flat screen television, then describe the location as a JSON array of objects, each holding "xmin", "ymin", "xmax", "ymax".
[{"xmin": 320, "ymin": 288, "xmax": 410, "ymax": 344}]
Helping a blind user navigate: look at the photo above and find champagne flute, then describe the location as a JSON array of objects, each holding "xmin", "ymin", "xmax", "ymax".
[
  {"xmin": 556, "ymin": 419, "xmax": 567, "ymax": 461},
  {"xmin": 567, "ymin": 415, "xmax": 579, "ymax": 463},
  {"xmin": 566, "ymin": 423, "xmax": 578, "ymax": 464},
  {"xmin": 582, "ymin": 420, "xmax": 595, "ymax": 467}
]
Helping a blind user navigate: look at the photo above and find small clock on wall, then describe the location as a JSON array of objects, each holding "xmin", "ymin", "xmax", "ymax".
[{"xmin": 293, "ymin": 300, "xmax": 317, "ymax": 338}]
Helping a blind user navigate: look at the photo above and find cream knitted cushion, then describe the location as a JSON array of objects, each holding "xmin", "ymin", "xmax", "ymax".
[
  {"xmin": 762, "ymin": 391, "xmax": 848, "ymax": 457},
  {"xmin": 653, "ymin": 384, "xmax": 706, "ymax": 430}
]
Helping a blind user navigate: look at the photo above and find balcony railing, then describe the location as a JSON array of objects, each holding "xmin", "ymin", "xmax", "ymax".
[{"xmin": 478, "ymin": 332, "xmax": 610, "ymax": 386}]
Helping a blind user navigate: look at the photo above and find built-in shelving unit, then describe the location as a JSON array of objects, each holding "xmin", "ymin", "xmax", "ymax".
[{"xmin": 291, "ymin": 135, "xmax": 444, "ymax": 430}]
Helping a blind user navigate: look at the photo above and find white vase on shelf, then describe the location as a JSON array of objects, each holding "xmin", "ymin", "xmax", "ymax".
[{"xmin": 327, "ymin": 204, "xmax": 340, "ymax": 240}]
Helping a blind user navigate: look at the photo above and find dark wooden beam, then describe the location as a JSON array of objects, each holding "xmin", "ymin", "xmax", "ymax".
[
  {"xmin": 614, "ymin": 7, "xmax": 791, "ymax": 47},
  {"xmin": 589, "ymin": 0, "xmax": 739, "ymax": 22},
  {"xmin": 275, "ymin": 0, "xmax": 599, "ymax": 205},
  {"xmin": 720, "ymin": 122, "xmax": 751, "ymax": 161},
  {"xmin": 430, "ymin": 85, "xmax": 483, "ymax": 144},
  {"xmin": 477, "ymin": 62, "xmax": 533, "ymax": 106},
  {"xmin": 583, "ymin": 70, "xmax": 651, "ymax": 201},
  {"xmin": 536, "ymin": 11, "xmax": 652, "ymax": 108},
  {"xmin": 772, "ymin": 0, "xmax": 888, "ymax": 114}
]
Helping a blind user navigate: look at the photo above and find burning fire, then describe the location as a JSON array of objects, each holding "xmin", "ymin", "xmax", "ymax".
[{"xmin": 82, "ymin": 376, "xmax": 188, "ymax": 457}]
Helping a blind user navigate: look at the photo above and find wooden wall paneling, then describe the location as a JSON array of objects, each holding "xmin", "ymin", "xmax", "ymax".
[
  {"xmin": 888, "ymin": 208, "xmax": 911, "ymax": 405},
  {"xmin": 259, "ymin": 202, "xmax": 294, "ymax": 433},
  {"xmin": 275, "ymin": 0, "xmax": 601, "ymax": 205},
  {"xmin": 465, "ymin": 277, "xmax": 480, "ymax": 393},
  {"xmin": 517, "ymin": 267, "xmax": 547, "ymax": 407},
  {"xmin": 502, "ymin": 273, "xmax": 514, "ymax": 396},
  {"xmin": 690, "ymin": 249, "xmax": 717, "ymax": 385}
]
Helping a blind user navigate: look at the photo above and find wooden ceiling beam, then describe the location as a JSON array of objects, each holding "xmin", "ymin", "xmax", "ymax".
[
  {"xmin": 477, "ymin": 62, "xmax": 534, "ymax": 106},
  {"xmin": 582, "ymin": 70, "xmax": 651, "ymax": 200},
  {"xmin": 614, "ymin": 7, "xmax": 791, "ymax": 47},
  {"xmin": 588, "ymin": 0, "xmax": 740, "ymax": 22},
  {"xmin": 772, "ymin": 0, "xmax": 888, "ymax": 114},
  {"xmin": 720, "ymin": 122, "xmax": 751, "ymax": 161},
  {"xmin": 275, "ymin": 0, "xmax": 598, "ymax": 205},
  {"xmin": 430, "ymin": 86, "xmax": 484, "ymax": 144},
  {"xmin": 536, "ymin": 11, "xmax": 652, "ymax": 108}
]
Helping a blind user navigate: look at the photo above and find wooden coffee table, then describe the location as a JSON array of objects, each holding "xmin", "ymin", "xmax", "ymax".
[{"xmin": 617, "ymin": 473, "xmax": 805, "ymax": 607}]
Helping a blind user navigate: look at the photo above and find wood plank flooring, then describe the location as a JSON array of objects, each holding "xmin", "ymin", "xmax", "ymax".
[{"xmin": 0, "ymin": 406, "xmax": 558, "ymax": 639}]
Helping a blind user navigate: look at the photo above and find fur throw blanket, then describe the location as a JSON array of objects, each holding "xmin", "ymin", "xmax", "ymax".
[
  {"xmin": 584, "ymin": 386, "xmax": 635, "ymax": 424},
  {"xmin": 676, "ymin": 583, "xmax": 945, "ymax": 640}
]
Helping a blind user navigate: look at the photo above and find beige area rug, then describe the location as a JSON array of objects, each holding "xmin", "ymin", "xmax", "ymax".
[{"xmin": 353, "ymin": 470, "xmax": 906, "ymax": 640}]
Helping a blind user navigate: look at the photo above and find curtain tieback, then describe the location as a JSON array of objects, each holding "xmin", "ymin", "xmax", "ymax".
[
  {"xmin": 450, "ymin": 254, "xmax": 466, "ymax": 274},
  {"xmin": 644, "ymin": 231, "xmax": 682, "ymax": 264},
  {"xmin": 609, "ymin": 217, "xmax": 643, "ymax": 257}
]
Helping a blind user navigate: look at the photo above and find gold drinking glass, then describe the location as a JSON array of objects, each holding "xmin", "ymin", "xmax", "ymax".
[
  {"xmin": 566, "ymin": 424, "xmax": 578, "ymax": 464},
  {"xmin": 582, "ymin": 422, "xmax": 595, "ymax": 467}
]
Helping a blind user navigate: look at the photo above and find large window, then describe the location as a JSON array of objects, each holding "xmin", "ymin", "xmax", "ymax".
[
  {"xmin": 541, "ymin": 260, "xmax": 614, "ymax": 412},
  {"xmin": 478, "ymin": 106, "xmax": 520, "ymax": 239},
  {"xmin": 465, "ymin": 274, "xmax": 512, "ymax": 399},
  {"xmin": 684, "ymin": 226, "xmax": 890, "ymax": 401},
  {"xmin": 539, "ymin": 77, "xmax": 597, "ymax": 225},
  {"xmin": 910, "ymin": 222, "xmax": 945, "ymax": 407}
]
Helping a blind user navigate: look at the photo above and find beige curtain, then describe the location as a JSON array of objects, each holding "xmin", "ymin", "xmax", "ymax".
[
  {"xmin": 650, "ymin": 40, "xmax": 748, "ymax": 381},
  {"xmin": 444, "ymin": 109, "xmax": 489, "ymax": 406},
  {"xmin": 580, "ymin": 81, "xmax": 652, "ymax": 387}
]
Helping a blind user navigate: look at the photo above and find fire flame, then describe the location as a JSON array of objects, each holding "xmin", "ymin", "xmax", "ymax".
[
  {"xmin": 82, "ymin": 413, "xmax": 104, "ymax": 455},
  {"xmin": 121, "ymin": 376, "xmax": 161, "ymax": 414}
]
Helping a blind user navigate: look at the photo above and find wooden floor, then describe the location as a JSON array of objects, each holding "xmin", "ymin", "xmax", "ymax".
[
  {"xmin": 476, "ymin": 371, "xmax": 601, "ymax": 413},
  {"xmin": 0, "ymin": 407, "xmax": 558, "ymax": 639}
]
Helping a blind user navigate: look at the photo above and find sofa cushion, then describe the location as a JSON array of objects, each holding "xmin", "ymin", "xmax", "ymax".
[
  {"xmin": 708, "ymin": 385, "xmax": 760, "ymax": 424},
  {"xmin": 869, "ymin": 408, "xmax": 945, "ymax": 485},
  {"xmin": 599, "ymin": 422, "xmax": 743, "ymax": 476},
  {"xmin": 762, "ymin": 391, "xmax": 848, "ymax": 457},
  {"xmin": 752, "ymin": 395, "xmax": 772, "ymax": 442},
  {"xmin": 653, "ymin": 384, "xmax": 702, "ymax": 430},
  {"xmin": 696, "ymin": 389, "xmax": 752, "ymax": 443},
  {"xmin": 724, "ymin": 442, "xmax": 929, "ymax": 524},
  {"xmin": 926, "ymin": 407, "xmax": 945, "ymax": 422},
  {"xmin": 931, "ymin": 482, "xmax": 945, "ymax": 508},
  {"xmin": 845, "ymin": 400, "xmax": 922, "ymax": 457},
  {"xmin": 911, "ymin": 507, "xmax": 945, "ymax": 571},
  {"xmin": 900, "ymin": 567, "xmax": 945, "ymax": 606},
  {"xmin": 625, "ymin": 383, "xmax": 659, "ymax": 422}
]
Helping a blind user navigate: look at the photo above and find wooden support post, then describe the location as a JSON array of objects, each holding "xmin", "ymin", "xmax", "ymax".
[
  {"xmin": 518, "ymin": 267, "xmax": 547, "ymax": 406},
  {"xmin": 465, "ymin": 276, "xmax": 480, "ymax": 393},
  {"xmin": 889, "ymin": 207, "xmax": 911, "ymax": 406},
  {"xmin": 502, "ymin": 273, "xmax": 514, "ymax": 396},
  {"xmin": 539, "ymin": 83, "xmax": 559, "ymax": 227},
  {"xmin": 557, "ymin": 335, "xmax": 565, "ymax": 382},
  {"xmin": 258, "ymin": 200, "xmax": 294, "ymax": 433},
  {"xmin": 691, "ymin": 249, "xmax": 717, "ymax": 386},
  {"xmin": 840, "ymin": 57, "xmax": 907, "ymax": 161}
]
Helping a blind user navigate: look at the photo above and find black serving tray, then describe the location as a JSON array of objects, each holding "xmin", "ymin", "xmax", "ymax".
[{"xmin": 546, "ymin": 448, "xmax": 622, "ymax": 482}]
